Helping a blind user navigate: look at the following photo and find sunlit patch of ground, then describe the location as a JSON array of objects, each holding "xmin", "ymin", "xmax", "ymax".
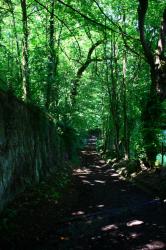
[
  {"xmin": 101, "ymin": 224, "xmax": 118, "ymax": 231},
  {"xmin": 73, "ymin": 167, "xmax": 92, "ymax": 176},
  {"xmin": 72, "ymin": 211, "xmax": 85, "ymax": 216},
  {"xmin": 126, "ymin": 219, "xmax": 144, "ymax": 227},
  {"xmin": 137, "ymin": 241, "xmax": 166, "ymax": 250}
]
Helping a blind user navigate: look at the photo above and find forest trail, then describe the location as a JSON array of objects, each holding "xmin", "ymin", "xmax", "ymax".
[{"xmin": 1, "ymin": 140, "xmax": 166, "ymax": 250}]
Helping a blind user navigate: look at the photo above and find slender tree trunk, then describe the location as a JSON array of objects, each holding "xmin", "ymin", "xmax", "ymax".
[
  {"xmin": 122, "ymin": 12, "xmax": 130, "ymax": 159},
  {"xmin": 21, "ymin": 0, "xmax": 30, "ymax": 101},
  {"xmin": 103, "ymin": 37, "xmax": 120, "ymax": 159},
  {"xmin": 7, "ymin": 36, "xmax": 14, "ymax": 91},
  {"xmin": 8, "ymin": 0, "xmax": 22, "ymax": 80},
  {"xmin": 111, "ymin": 35, "xmax": 120, "ymax": 159},
  {"xmin": 45, "ymin": 0, "xmax": 57, "ymax": 111},
  {"xmin": 122, "ymin": 50, "xmax": 129, "ymax": 159}
]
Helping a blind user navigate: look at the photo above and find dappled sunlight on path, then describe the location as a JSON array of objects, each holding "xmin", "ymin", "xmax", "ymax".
[
  {"xmin": 37, "ymin": 148, "xmax": 166, "ymax": 250},
  {"xmin": 2, "ymin": 145, "xmax": 166, "ymax": 250}
]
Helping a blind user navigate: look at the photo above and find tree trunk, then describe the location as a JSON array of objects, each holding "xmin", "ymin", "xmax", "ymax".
[
  {"xmin": 104, "ymin": 35, "xmax": 120, "ymax": 159},
  {"xmin": 122, "ymin": 50, "xmax": 129, "ymax": 159},
  {"xmin": 138, "ymin": 1, "xmax": 165, "ymax": 163},
  {"xmin": 138, "ymin": 1, "xmax": 166, "ymax": 100},
  {"xmin": 21, "ymin": 0, "xmax": 30, "ymax": 101},
  {"xmin": 8, "ymin": 0, "xmax": 22, "ymax": 79},
  {"xmin": 142, "ymin": 71, "xmax": 161, "ymax": 164},
  {"xmin": 45, "ymin": 0, "xmax": 57, "ymax": 111},
  {"xmin": 122, "ymin": 13, "xmax": 129, "ymax": 159}
]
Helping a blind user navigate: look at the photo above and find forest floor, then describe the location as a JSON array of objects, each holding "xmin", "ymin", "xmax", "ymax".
[{"xmin": 1, "ymin": 147, "xmax": 166, "ymax": 249}]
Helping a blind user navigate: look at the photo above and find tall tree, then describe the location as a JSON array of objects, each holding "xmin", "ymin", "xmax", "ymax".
[
  {"xmin": 45, "ymin": 0, "xmax": 58, "ymax": 111},
  {"xmin": 138, "ymin": 0, "xmax": 165, "ymax": 163},
  {"xmin": 138, "ymin": 0, "xmax": 166, "ymax": 100},
  {"xmin": 7, "ymin": 0, "xmax": 22, "ymax": 82},
  {"xmin": 21, "ymin": 0, "xmax": 30, "ymax": 101},
  {"xmin": 122, "ymin": 12, "xmax": 129, "ymax": 159}
]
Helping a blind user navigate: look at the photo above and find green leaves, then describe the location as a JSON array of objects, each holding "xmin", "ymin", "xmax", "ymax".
[{"xmin": 0, "ymin": 0, "xmax": 164, "ymax": 162}]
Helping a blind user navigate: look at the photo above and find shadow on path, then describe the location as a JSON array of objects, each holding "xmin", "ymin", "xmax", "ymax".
[
  {"xmin": 37, "ymin": 148, "xmax": 166, "ymax": 250},
  {"xmin": 2, "ymin": 147, "xmax": 166, "ymax": 250}
]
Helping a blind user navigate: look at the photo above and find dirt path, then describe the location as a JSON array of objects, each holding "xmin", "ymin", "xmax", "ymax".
[{"xmin": 1, "ymin": 148, "xmax": 166, "ymax": 250}]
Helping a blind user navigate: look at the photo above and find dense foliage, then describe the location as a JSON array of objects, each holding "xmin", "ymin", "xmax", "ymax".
[{"xmin": 0, "ymin": 0, "xmax": 165, "ymax": 163}]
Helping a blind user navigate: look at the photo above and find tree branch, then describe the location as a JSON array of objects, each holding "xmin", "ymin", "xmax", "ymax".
[
  {"xmin": 57, "ymin": 0, "xmax": 116, "ymax": 33},
  {"xmin": 158, "ymin": 8, "xmax": 166, "ymax": 59},
  {"xmin": 34, "ymin": 0, "xmax": 82, "ymax": 59},
  {"xmin": 70, "ymin": 40, "xmax": 103, "ymax": 105},
  {"xmin": 137, "ymin": 0, "xmax": 154, "ymax": 67}
]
